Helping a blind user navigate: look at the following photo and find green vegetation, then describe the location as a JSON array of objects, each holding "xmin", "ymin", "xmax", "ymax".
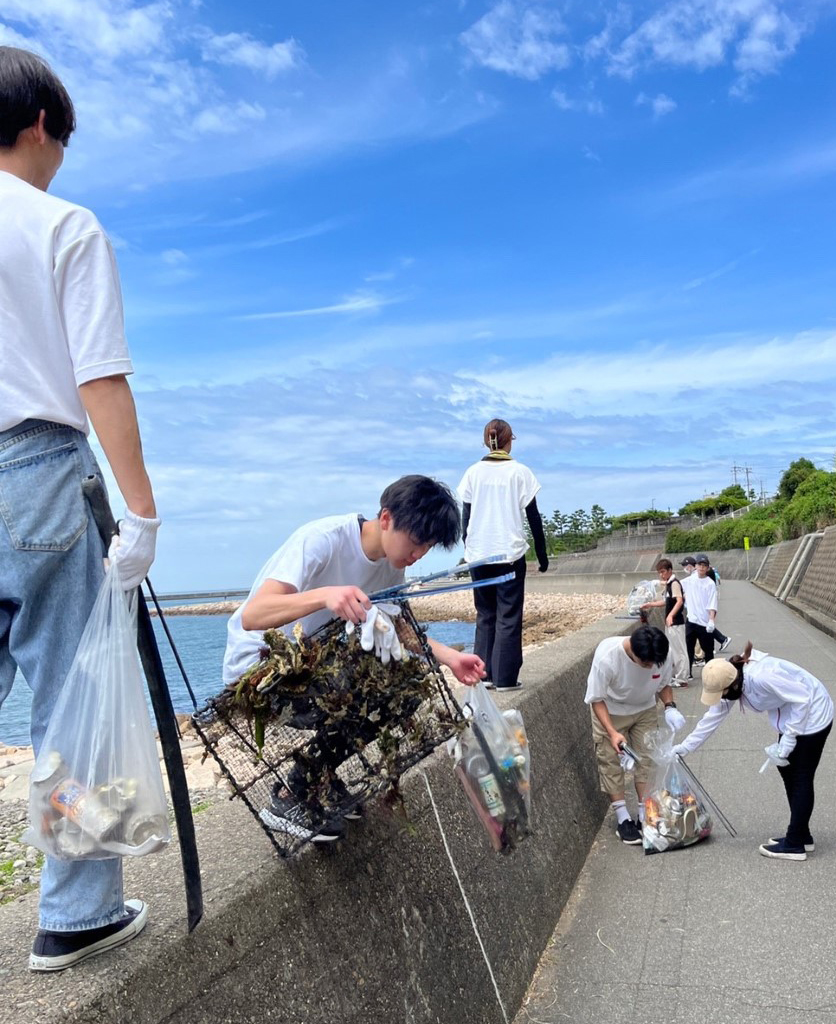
[
  {"xmin": 780, "ymin": 470, "xmax": 836, "ymax": 538},
  {"xmin": 678, "ymin": 484, "xmax": 750, "ymax": 517}
]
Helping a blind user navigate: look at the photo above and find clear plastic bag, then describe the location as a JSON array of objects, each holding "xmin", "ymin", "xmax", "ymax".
[
  {"xmin": 642, "ymin": 729, "xmax": 712, "ymax": 855},
  {"xmin": 626, "ymin": 579, "xmax": 658, "ymax": 615},
  {"xmin": 449, "ymin": 682, "xmax": 532, "ymax": 853},
  {"xmin": 23, "ymin": 565, "xmax": 170, "ymax": 860}
]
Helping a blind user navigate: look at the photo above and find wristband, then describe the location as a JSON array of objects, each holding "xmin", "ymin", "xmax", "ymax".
[{"xmin": 664, "ymin": 701, "xmax": 677, "ymax": 709}]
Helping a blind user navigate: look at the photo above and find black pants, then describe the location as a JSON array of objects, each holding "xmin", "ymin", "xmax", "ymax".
[
  {"xmin": 685, "ymin": 622, "xmax": 715, "ymax": 673},
  {"xmin": 471, "ymin": 556, "xmax": 527, "ymax": 688},
  {"xmin": 778, "ymin": 722, "xmax": 831, "ymax": 847}
]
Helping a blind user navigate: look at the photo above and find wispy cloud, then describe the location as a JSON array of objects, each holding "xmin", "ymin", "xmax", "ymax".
[
  {"xmin": 199, "ymin": 30, "xmax": 305, "ymax": 78},
  {"xmin": 682, "ymin": 248, "xmax": 761, "ymax": 290},
  {"xmin": 460, "ymin": 1, "xmax": 571, "ymax": 80},
  {"xmin": 552, "ymin": 89, "xmax": 604, "ymax": 115},
  {"xmin": 636, "ymin": 91, "xmax": 677, "ymax": 118},
  {"xmin": 236, "ymin": 291, "xmax": 400, "ymax": 321}
]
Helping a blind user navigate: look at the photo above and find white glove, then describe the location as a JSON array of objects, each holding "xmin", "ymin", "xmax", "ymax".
[
  {"xmin": 671, "ymin": 743, "xmax": 689, "ymax": 757},
  {"xmin": 664, "ymin": 707, "xmax": 687, "ymax": 733},
  {"xmin": 705, "ymin": 621, "xmax": 715, "ymax": 634},
  {"xmin": 619, "ymin": 749, "xmax": 636, "ymax": 772},
  {"xmin": 759, "ymin": 742, "xmax": 790, "ymax": 773},
  {"xmin": 346, "ymin": 604, "xmax": 403, "ymax": 664},
  {"xmin": 108, "ymin": 509, "xmax": 161, "ymax": 590},
  {"xmin": 777, "ymin": 735, "xmax": 797, "ymax": 759}
]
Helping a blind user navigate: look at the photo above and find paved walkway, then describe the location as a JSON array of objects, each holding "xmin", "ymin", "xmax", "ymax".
[{"xmin": 515, "ymin": 581, "xmax": 836, "ymax": 1024}]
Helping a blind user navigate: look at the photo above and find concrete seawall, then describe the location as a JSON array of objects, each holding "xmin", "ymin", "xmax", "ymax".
[{"xmin": 0, "ymin": 610, "xmax": 635, "ymax": 1024}]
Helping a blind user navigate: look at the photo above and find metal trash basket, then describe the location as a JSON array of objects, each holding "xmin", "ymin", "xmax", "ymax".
[{"xmin": 192, "ymin": 602, "xmax": 464, "ymax": 856}]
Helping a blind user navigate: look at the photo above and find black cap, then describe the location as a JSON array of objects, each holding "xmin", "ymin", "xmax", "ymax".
[
  {"xmin": 695, "ymin": 554, "xmax": 710, "ymax": 565},
  {"xmin": 680, "ymin": 556, "xmax": 696, "ymax": 566}
]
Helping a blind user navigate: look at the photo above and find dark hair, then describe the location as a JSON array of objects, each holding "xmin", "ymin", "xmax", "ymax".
[
  {"xmin": 483, "ymin": 418, "xmax": 514, "ymax": 452},
  {"xmin": 655, "ymin": 558, "xmax": 673, "ymax": 571},
  {"xmin": 0, "ymin": 46, "xmax": 75, "ymax": 148},
  {"xmin": 379, "ymin": 475, "xmax": 460, "ymax": 550},
  {"xmin": 629, "ymin": 625, "xmax": 669, "ymax": 666}
]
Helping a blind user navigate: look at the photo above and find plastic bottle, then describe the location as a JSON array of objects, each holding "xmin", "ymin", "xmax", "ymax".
[{"xmin": 467, "ymin": 754, "xmax": 505, "ymax": 818}]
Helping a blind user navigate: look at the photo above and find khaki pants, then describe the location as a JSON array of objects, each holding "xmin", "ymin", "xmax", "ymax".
[
  {"xmin": 666, "ymin": 623, "xmax": 689, "ymax": 685},
  {"xmin": 590, "ymin": 705, "xmax": 658, "ymax": 796}
]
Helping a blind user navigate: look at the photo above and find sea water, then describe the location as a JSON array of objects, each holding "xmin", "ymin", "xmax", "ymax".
[{"xmin": 0, "ymin": 614, "xmax": 475, "ymax": 746}]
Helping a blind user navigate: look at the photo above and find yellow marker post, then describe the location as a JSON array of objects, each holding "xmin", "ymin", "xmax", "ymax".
[{"xmin": 744, "ymin": 536, "xmax": 750, "ymax": 579}]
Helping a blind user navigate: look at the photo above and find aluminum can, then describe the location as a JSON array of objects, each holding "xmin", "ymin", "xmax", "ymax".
[{"xmin": 50, "ymin": 779, "xmax": 121, "ymax": 842}]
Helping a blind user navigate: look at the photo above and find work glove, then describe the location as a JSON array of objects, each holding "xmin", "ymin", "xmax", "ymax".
[
  {"xmin": 664, "ymin": 707, "xmax": 687, "ymax": 733},
  {"xmin": 108, "ymin": 509, "xmax": 161, "ymax": 590},
  {"xmin": 777, "ymin": 735, "xmax": 797, "ymax": 759},
  {"xmin": 346, "ymin": 604, "xmax": 403, "ymax": 664},
  {"xmin": 671, "ymin": 742, "xmax": 689, "ymax": 757},
  {"xmin": 759, "ymin": 742, "xmax": 790, "ymax": 773},
  {"xmin": 619, "ymin": 748, "xmax": 636, "ymax": 772},
  {"xmin": 705, "ymin": 621, "xmax": 715, "ymax": 634},
  {"xmin": 538, "ymin": 558, "xmax": 549, "ymax": 573}
]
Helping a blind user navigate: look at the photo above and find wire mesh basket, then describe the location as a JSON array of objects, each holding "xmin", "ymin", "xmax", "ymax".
[{"xmin": 192, "ymin": 602, "xmax": 464, "ymax": 856}]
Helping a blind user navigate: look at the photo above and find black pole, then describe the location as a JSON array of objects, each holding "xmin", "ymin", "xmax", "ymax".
[{"xmin": 82, "ymin": 476, "xmax": 203, "ymax": 932}]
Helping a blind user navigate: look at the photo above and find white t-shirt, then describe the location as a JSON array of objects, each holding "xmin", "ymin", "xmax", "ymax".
[
  {"xmin": 677, "ymin": 650, "xmax": 834, "ymax": 753},
  {"xmin": 223, "ymin": 514, "xmax": 403, "ymax": 685},
  {"xmin": 0, "ymin": 171, "xmax": 133, "ymax": 434},
  {"xmin": 457, "ymin": 458, "xmax": 540, "ymax": 562},
  {"xmin": 584, "ymin": 636, "xmax": 673, "ymax": 715},
  {"xmin": 680, "ymin": 574, "xmax": 718, "ymax": 627}
]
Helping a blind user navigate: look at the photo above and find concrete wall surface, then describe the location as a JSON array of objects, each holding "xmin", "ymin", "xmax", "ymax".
[
  {"xmin": 755, "ymin": 537, "xmax": 803, "ymax": 594},
  {"xmin": 0, "ymin": 617, "xmax": 632, "ymax": 1024},
  {"xmin": 794, "ymin": 524, "xmax": 836, "ymax": 619},
  {"xmin": 546, "ymin": 547, "xmax": 768, "ymax": 580}
]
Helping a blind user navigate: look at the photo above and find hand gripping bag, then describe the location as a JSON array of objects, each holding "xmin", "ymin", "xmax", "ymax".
[{"xmin": 23, "ymin": 564, "xmax": 170, "ymax": 859}]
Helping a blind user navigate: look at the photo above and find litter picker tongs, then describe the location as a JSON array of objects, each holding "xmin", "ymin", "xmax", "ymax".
[
  {"xmin": 368, "ymin": 554, "xmax": 515, "ymax": 603},
  {"xmin": 675, "ymin": 754, "xmax": 737, "ymax": 837}
]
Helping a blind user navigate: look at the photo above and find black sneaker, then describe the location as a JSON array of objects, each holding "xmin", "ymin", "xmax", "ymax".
[
  {"xmin": 616, "ymin": 818, "xmax": 642, "ymax": 845},
  {"xmin": 758, "ymin": 839, "xmax": 806, "ymax": 861},
  {"xmin": 768, "ymin": 835, "xmax": 815, "ymax": 852},
  {"xmin": 29, "ymin": 900, "xmax": 148, "ymax": 972},
  {"xmin": 260, "ymin": 793, "xmax": 344, "ymax": 843},
  {"xmin": 719, "ymin": 637, "xmax": 732, "ymax": 652}
]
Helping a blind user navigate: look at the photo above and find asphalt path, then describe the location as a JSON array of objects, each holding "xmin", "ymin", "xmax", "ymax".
[{"xmin": 515, "ymin": 580, "xmax": 836, "ymax": 1024}]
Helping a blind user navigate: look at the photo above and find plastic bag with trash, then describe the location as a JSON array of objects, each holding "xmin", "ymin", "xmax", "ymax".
[
  {"xmin": 448, "ymin": 682, "xmax": 531, "ymax": 853},
  {"xmin": 641, "ymin": 729, "xmax": 712, "ymax": 854},
  {"xmin": 23, "ymin": 565, "xmax": 170, "ymax": 860},
  {"xmin": 626, "ymin": 579, "xmax": 658, "ymax": 616}
]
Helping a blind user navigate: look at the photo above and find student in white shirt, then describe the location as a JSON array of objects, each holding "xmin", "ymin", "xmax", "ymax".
[
  {"xmin": 673, "ymin": 646, "xmax": 833, "ymax": 861},
  {"xmin": 224, "ymin": 475, "xmax": 486, "ymax": 843},
  {"xmin": 0, "ymin": 46, "xmax": 158, "ymax": 972},
  {"xmin": 457, "ymin": 419, "xmax": 547, "ymax": 691},
  {"xmin": 585, "ymin": 626, "xmax": 684, "ymax": 845},
  {"xmin": 680, "ymin": 555, "xmax": 718, "ymax": 673}
]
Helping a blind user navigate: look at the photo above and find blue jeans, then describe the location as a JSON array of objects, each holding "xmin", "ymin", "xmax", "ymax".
[{"xmin": 0, "ymin": 420, "xmax": 124, "ymax": 931}]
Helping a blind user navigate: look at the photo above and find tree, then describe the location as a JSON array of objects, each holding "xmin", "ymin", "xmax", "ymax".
[{"xmin": 778, "ymin": 458, "xmax": 817, "ymax": 502}]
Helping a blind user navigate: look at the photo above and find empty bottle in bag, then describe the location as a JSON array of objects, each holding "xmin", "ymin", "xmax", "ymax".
[{"xmin": 467, "ymin": 753, "xmax": 505, "ymax": 817}]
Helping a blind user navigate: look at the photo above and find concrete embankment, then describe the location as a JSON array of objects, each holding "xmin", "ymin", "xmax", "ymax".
[{"xmin": 0, "ymin": 597, "xmax": 636, "ymax": 1024}]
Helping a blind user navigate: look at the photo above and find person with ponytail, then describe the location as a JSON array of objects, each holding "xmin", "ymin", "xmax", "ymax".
[
  {"xmin": 673, "ymin": 642, "xmax": 833, "ymax": 861},
  {"xmin": 457, "ymin": 419, "xmax": 547, "ymax": 690}
]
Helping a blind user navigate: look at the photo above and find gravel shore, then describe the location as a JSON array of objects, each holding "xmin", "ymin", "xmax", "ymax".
[{"xmin": 155, "ymin": 590, "xmax": 624, "ymax": 648}]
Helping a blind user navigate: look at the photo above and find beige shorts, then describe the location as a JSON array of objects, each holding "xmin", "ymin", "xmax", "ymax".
[{"xmin": 590, "ymin": 705, "xmax": 659, "ymax": 795}]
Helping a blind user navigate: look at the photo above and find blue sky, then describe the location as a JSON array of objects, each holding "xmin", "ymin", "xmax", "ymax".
[{"xmin": 4, "ymin": 0, "xmax": 836, "ymax": 589}]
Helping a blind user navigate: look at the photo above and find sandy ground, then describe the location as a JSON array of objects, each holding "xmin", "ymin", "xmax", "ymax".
[{"xmin": 154, "ymin": 591, "xmax": 624, "ymax": 648}]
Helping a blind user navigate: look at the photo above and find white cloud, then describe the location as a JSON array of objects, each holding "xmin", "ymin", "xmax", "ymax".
[
  {"xmin": 460, "ymin": 0, "xmax": 571, "ymax": 80},
  {"xmin": 161, "ymin": 248, "xmax": 188, "ymax": 265},
  {"xmin": 636, "ymin": 91, "xmax": 677, "ymax": 117},
  {"xmin": 552, "ymin": 89, "xmax": 604, "ymax": 115},
  {"xmin": 199, "ymin": 31, "xmax": 305, "ymax": 78},
  {"xmin": 237, "ymin": 291, "xmax": 399, "ymax": 321},
  {"xmin": 607, "ymin": 0, "xmax": 807, "ymax": 93},
  {"xmin": 191, "ymin": 100, "xmax": 266, "ymax": 135}
]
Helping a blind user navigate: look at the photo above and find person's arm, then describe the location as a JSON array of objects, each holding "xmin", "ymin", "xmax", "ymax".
[
  {"xmin": 79, "ymin": 375, "xmax": 155, "ymax": 517},
  {"xmin": 525, "ymin": 497, "xmax": 548, "ymax": 571},
  {"xmin": 674, "ymin": 702, "xmax": 731, "ymax": 754},
  {"xmin": 241, "ymin": 579, "xmax": 372, "ymax": 630},
  {"xmin": 428, "ymin": 640, "xmax": 486, "ymax": 685},
  {"xmin": 590, "ymin": 700, "xmax": 625, "ymax": 754},
  {"xmin": 461, "ymin": 502, "xmax": 471, "ymax": 545},
  {"xmin": 761, "ymin": 661, "xmax": 815, "ymax": 752}
]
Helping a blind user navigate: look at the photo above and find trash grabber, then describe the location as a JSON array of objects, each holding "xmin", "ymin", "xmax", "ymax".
[
  {"xmin": 675, "ymin": 754, "xmax": 737, "ymax": 837},
  {"xmin": 82, "ymin": 476, "xmax": 204, "ymax": 932}
]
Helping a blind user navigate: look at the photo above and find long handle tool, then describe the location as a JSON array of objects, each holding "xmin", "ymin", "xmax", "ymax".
[
  {"xmin": 82, "ymin": 476, "xmax": 204, "ymax": 932},
  {"xmin": 675, "ymin": 754, "xmax": 737, "ymax": 837}
]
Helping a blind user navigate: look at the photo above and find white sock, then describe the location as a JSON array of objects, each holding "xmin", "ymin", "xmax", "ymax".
[
  {"xmin": 637, "ymin": 801, "xmax": 645, "ymax": 823},
  {"xmin": 611, "ymin": 799, "xmax": 630, "ymax": 824}
]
